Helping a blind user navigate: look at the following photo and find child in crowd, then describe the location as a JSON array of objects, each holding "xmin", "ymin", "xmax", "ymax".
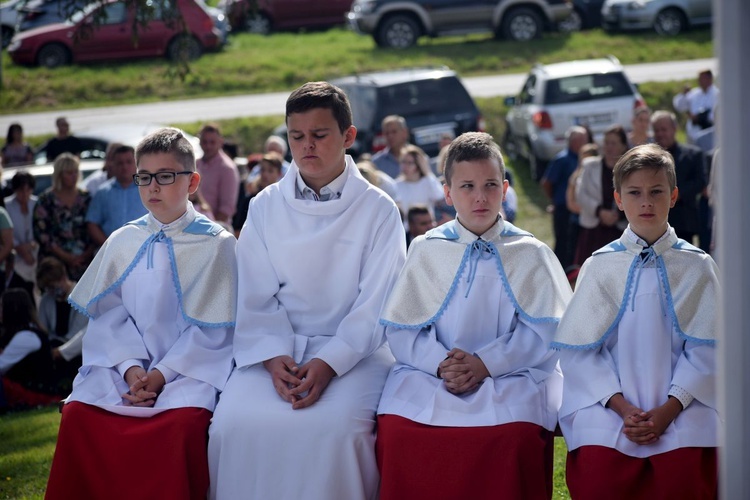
[
  {"xmin": 376, "ymin": 132, "xmax": 571, "ymax": 499},
  {"xmin": 552, "ymin": 143, "xmax": 719, "ymax": 499},
  {"xmin": 208, "ymin": 82, "xmax": 406, "ymax": 500},
  {"xmin": 45, "ymin": 128, "xmax": 237, "ymax": 499},
  {"xmin": 394, "ymin": 144, "xmax": 444, "ymax": 224},
  {"xmin": 0, "ymin": 288, "xmax": 61, "ymax": 411}
]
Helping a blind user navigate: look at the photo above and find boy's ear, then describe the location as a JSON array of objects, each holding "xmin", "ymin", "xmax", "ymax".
[
  {"xmin": 443, "ymin": 183, "xmax": 454, "ymax": 206},
  {"xmin": 670, "ymin": 186, "xmax": 678, "ymax": 207},
  {"xmin": 344, "ymin": 126, "xmax": 357, "ymax": 149},
  {"xmin": 502, "ymin": 179, "xmax": 509, "ymax": 201},
  {"xmin": 613, "ymin": 190, "xmax": 624, "ymax": 211},
  {"xmin": 188, "ymin": 171, "xmax": 201, "ymax": 195}
]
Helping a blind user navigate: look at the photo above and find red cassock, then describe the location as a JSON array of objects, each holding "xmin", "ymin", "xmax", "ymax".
[
  {"xmin": 45, "ymin": 402, "xmax": 212, "ymax": 500},
  {"xmin": 376, "ymin": 415, "xmax": 555, "ymax": 500},
  {"xmin": 566, "ymin": 445, "xmax": 718, "ymax": 500}
]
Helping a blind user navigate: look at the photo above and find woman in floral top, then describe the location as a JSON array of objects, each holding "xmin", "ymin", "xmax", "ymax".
[{"xmin": 33, "ymin": 154, "xmax": 93, "ymax": 280}]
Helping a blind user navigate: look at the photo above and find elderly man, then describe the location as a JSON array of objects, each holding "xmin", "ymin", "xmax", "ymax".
[
  {"xmin": 86, "ymin": 145, "xmax": 147, "ymax": 246},
  {"xmin": 652, "ymin": 110, "xmax": 707, "ymax": 246},
  {"xmin": 542, "ymin": 126, "xmax": 588, "ymax": 268},
  {"xmin": 372, "ymin": 115, "xmax": 410, "ymax": 179}
]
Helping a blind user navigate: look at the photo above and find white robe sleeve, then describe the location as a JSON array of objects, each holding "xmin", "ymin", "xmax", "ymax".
[
  {"xmin": 386, "ymin": 324, "xmax": 450, "ymax": 376},
  {"xmin": 315, "ymin": 208, "xmax": 406, "ymax": 376},
  {"xmin": 474, "ymin": 314, "xmax": 558, "ymax": 381},
  {"xmin": 671, "ymin": 340, "xmax": 716, "ymax": 410},
  {"xmin": 0, "ymin": 330, "xmax": 41, "ymax": 375},
  {"xmin": 559, "ymin": 342, "xmax": 622, "ymax": 417},
  {"xmin": 81, "ymin": 289, "xmax": 150, "ymax": 374},
  {"xmin": 233, "ymin": 205, "xmax": 297, "ymax": 369},
  {"xmin": 154, "ymin": 323, "xmax": 233, "ymax": 391}
]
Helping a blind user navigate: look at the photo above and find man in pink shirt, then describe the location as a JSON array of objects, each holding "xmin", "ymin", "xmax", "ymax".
[{"xmin": 197, "ymin": 123, "xmax": 240, "ymax": 224}]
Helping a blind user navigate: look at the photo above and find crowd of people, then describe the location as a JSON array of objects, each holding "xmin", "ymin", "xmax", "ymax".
[
  {"xmin": 542, "ymin": 68, "xmax": 718, "ymax": 275},
  {"xmin": 0, "ymin": 73, "xmax": 719, "ymax": 499}
]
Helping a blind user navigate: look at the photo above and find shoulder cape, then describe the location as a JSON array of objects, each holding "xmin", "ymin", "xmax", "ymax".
[
  {"xmin": 380, "ymin": 218, "xmax": 571, "ymax": 329},
  {"xmin": 551, "ymin": 228, "xmax": 717, "ymax": 349},
  {"xmin": 69, "ymin": 204, "xmax": 237, "ymax": 328}
]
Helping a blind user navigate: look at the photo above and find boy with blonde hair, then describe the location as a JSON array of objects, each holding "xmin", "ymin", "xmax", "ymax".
[{"xmin": 553, "ymin": 143, "xmax": 719, "ymax": 498}]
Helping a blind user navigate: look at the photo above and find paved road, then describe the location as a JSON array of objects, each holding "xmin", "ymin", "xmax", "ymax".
[{"xmin": 2, "ymin": 57, "xmax": 717, "ymax": 137}]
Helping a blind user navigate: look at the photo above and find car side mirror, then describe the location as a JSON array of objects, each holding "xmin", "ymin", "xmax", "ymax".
[{"xmin": 504, "ymin": 96, "xmax": 516, "ymax": 106}]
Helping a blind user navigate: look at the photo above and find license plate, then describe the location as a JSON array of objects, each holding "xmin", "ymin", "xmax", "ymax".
[
  {"xmin": 413, "ymin": 123, "xmax": 456, "ymax": 147},
  {"xmin": 574, "ymin": 113, "xmax": 613, "ymax": 127}
]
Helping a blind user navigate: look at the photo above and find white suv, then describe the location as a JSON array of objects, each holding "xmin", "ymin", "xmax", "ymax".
[{"xmin": 503, "ymin": 56, "xmax": 644, "ymax": 179}]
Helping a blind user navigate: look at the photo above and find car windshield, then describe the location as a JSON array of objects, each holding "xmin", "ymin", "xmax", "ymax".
[
  {"xmin": 343, "ymin": 77, "xmax": 476, "ymax": 129},
  {"xmin": 544, "ymin": 72, "xmax": 634, "ymax": 105}
]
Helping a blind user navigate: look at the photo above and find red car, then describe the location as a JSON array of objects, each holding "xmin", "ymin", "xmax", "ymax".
[
  {"xmin": 221, "ymin": 0, "xmax": 352, "ymax": 33},
  {"xmin": 8, "ymin": 0, "xmax": 221, "ymax": 68}
]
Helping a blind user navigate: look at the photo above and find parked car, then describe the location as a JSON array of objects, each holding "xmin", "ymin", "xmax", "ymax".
[
  {"xmin": 1, "ymin": 0, "xmax": 25, "ymax": 47},
  {"xmin": 503, "ymin": 56, "xmax": 645, "ymax": 179},
  {"xmin": 558, "ymin": 0, "xmax": 605, "ymax": 31},
  {"xmin": 2, "ymin": 158, "xmax": 104, "ymax": 194},
  {"xmin": 346, "ymin": 0, "xmax": 571, "ymax": 48},
  {"xmin": 33, "ymin": 123, "xmax": 203, "ymax": 165},
  {"xmin": 601, "ymin": 0, "xmax": 712, "ymax": 35},
  {"xmin": 274, "ymin": 67, "xmax": 484, "ymax": 159},
  {"xmin": 8, "ymin": 0, "xmax": 222, "ymax": 68},
  {"xmin": 14, "ymin": 0, "xmax": 89, "ymax": 33},
  {"xmin": 219, "ymin": 0, "xmax": 353, "ymax": 34}
]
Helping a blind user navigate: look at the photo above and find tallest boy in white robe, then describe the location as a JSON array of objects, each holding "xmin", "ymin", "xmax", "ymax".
[{"xmin": 208, "ymin": 82, "xmax": 406, "ymax": 500}]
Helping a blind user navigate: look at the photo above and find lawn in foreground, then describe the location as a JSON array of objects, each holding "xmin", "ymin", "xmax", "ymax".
[{"xmin": 0, "ymin": 406, "xmax": 572, "ymax": 499}]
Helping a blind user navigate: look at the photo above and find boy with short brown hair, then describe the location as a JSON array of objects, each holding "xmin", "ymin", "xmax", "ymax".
[
  {"xmin": 46, "ymin": 127, "xmax": 237, "ymax": 499},
  {"xmin": 376, "ymin": 131, "xmax": 571, "ymax": 499}
]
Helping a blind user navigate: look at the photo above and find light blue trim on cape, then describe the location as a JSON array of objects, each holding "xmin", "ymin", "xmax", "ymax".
[
  {"xmin": 69, "ymin": 211, "xmax": 236, "ymax": 329},
  {"xmin": 381, "ymin": 220, "xmax": 564, "ymax": 330},
  {"xmin": 551, "ymin": 238, "xmax": 716, "ymax": 351}
]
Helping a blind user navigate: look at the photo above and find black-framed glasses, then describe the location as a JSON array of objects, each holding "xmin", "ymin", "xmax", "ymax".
[{"xmin": 133, "ymin": 171, "xmax": 193, "ymax": 186}]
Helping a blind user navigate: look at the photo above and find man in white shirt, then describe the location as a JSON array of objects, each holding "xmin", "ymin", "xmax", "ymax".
[{"xmin": 672, "ymin": 69, "xmax": 719, "ymax": 147}]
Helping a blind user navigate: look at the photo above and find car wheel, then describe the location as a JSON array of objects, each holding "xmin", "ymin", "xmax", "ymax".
[
  {"xmin": 654, "ymin": 8, "xmax": 686, "ymax": 36},
  {"xmin": 501, "ymin": 128, "xmax": 519, "ymax": 161},
  {"xmin": 1, "ymin": 26, "xmax": 13, "ymax": 49},
  {"xmin": 558, "ymin": 8, "xmax": 583, "ymax": 33},
  {"xmin": 36, "ymin": 43, "xmax": 71, "ymax": 68},
  {"xmin": 529, "ymin": 154, "xmax": 547, "ymax": 182},
  {"xmin": 246, "ymin": 13, "xmax": 271, "ymax": 34},
  {"xmin": 375, "ymin": 14, "xmax": 421, "ymax": 49},
  {"xmin": 167, "ymin": 35, "xmax": 202, "ymax": 62},
  {"xmin": 501, "ymin": 7, "xmax": 543, "ymax": 41}
]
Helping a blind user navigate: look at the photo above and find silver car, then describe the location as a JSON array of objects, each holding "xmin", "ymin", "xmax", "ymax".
[
  {"xmin": 601, "ymin": 0, "xmax": 712, "ymax": 35},
  {"xmin": 503, "ymin": 56, "xmax": 644, "ymax": 179}
]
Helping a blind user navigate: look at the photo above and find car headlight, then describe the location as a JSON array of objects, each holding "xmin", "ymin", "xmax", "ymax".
[
  {"xmin": 626, "ymin": 0, "xmax": 648, "ymax": 10},
  {"xmin": 352, "ymin": 0, "xmax": 376, "ymax": 14}
]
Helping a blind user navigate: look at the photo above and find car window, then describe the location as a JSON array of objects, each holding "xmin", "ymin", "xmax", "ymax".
[
  {"xmin": 99, "ymin": 2, "xmax": 126, "ymax": 24},
  {"xmin": 343, "ymin": 85, "xmax": 378, "ymax": 130},
  {"xmin": 377, "ymin": 78, "xmax": 475, "ymax": 117},
  {"xmin": 544, "ymin": 72, "xmax": 633, "ymax": 105},
  {"xmin": 519, "ymin": 75, "xmax": 537, "ymax": 104}
]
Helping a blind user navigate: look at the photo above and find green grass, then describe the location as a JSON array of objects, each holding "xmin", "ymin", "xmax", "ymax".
[
  {"xmin": 1, "ymin": 26, "xmax": 713, "ymax": 114},
  {"xmin": 0, "ymin": 407, "xmax": 59, "ymax": 500},
  {"xmin": 0, "ymin": 407, "xmax": 571, "ymax": 499}
]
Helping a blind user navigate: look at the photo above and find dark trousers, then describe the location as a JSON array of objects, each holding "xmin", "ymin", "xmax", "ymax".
[{"xmin": 553, "ymin": 205, "xmax": 573, "ymax": 269}]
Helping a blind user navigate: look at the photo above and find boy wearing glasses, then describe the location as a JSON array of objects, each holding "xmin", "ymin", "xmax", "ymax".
[{"xmin": 46, "ymin": 128, "xmax": 237, "ymax": 499}]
